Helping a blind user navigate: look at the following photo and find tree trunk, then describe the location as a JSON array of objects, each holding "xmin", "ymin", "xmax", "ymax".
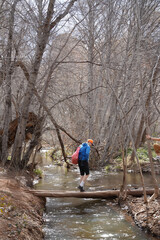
[
  {"xmin": 1, "ymin": 0, "xmax": 19, "ymax": 165},
  {"xmin": 100, "ymin": 114, "xmax": 117, "ymax": 165},
  {"xmin": 87, "ymin": 0, "xmax": 95, "ymax": 139},
  {"xmin": 20, "ymin": 117, "xmax": 43, "ymax": 169},
  {"xmin": 130, "ymin": 114, "xmax": 145, "ymax": 163},
  {"xmin": 118, "ymin": 135, "xmax": 127, "ymax": 203},
  {"xmin": 29, "ymin": 188, "xmax": 159, "ymax": 199}
]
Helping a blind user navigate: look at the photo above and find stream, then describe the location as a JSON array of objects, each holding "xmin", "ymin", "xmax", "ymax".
[{"xmin": 35, "ymin": 155, "xmax": 160, "ymax": 240}]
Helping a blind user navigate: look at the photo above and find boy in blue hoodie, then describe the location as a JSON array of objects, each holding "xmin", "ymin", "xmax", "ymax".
[{"xmin": 78, "ymin": 139, "xmax": 93, "ymax": 192}]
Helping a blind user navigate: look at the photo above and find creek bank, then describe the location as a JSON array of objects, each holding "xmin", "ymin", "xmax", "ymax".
[
  {"xmin": 129, "ymin": 161, "xmax": 160, "ymax": 174},
  {"xmin": 122, "ymin": 196, "xmax": 160, "ymax": 238},
  {"xmin": 0, "ymin": 170, "xmax": 45, "ymax": 240},
  {"xmin": 106, "ymin": 160, "xmax": 160, "ymax": 174}
]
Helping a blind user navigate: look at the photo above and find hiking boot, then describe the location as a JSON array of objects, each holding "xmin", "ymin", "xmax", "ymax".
[{"xmin": 78, "ymin": 185, "xmax": 85, "ymax": 192}]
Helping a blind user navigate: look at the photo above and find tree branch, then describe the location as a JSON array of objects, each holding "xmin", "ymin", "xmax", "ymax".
[
  {"xmin": 16, "ymin": 61, "xmax": 81, "ymax": 144},
  {"xmin": 50, "ymin": 0, "xmax": 77, "ymax": 30}
]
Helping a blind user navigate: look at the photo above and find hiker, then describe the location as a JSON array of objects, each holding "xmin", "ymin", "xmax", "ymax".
[
  {"xmin": 78, "ymin": 139, "xmax": 94, "ymax": 192},
  {"xmin": 146, "ymin": 135, "xmax": 160, "ymax": 161}
]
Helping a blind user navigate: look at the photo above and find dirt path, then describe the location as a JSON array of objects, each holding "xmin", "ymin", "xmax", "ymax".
[{"xmin": 0, "ymin": 177, "xmax": 45, "ymax": 240}]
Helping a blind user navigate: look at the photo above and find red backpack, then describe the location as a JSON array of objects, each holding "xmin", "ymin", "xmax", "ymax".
[{"xmin": 71, "ymin": 146, "xmax": 80, "ymax": 164}]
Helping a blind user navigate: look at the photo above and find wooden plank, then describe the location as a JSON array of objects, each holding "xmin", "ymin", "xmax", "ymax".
[{"xmin": 29, "ymin": 188, "xmax": 159, "ymax": 199}]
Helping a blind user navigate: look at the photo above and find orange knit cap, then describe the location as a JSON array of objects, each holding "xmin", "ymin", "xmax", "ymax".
[{"xmin": 87, "ymin": 139, "xmax": 93, "ymax": 145}]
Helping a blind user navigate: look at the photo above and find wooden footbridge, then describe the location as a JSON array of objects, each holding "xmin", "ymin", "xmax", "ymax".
[{"xmin": 29, "ymin": 188, "xmax": 158, "ymax": 199}]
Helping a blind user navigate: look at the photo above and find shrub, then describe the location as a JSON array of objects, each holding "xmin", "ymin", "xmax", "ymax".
[{"xmin": 34, "ymin": 169, "xmax": 43, "ymax": 178}]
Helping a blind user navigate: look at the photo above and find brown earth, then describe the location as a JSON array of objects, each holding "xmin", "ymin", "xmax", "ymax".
[
  {"xmin": 124, "ymin": 195, "xmax": 160, "ymax": 238},
  {"xmin": 0, "ymin": 172, "xmax": 45, "ymax": 240}
]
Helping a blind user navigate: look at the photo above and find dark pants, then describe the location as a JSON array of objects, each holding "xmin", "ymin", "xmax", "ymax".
[{"xmin": 78, "ymin": 160, "xmax": 89, "ymax": 176}]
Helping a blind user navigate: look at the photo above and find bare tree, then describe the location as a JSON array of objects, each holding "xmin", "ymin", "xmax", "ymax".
[
  {"xmin": 135, "ymin": 0, "xmax": 159, "ymax": 199},
  {"xmin": 10, "ymin": 0, "xmax": 78, "ymax": 169},
  {"xmin": 1, "ymin": 0, "xmax": 20, "ymax": 165}
]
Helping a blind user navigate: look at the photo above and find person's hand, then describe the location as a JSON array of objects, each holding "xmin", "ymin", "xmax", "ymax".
[{"xmin": 146, "ymin": 135, "xmax": 151, "ymax": 140}]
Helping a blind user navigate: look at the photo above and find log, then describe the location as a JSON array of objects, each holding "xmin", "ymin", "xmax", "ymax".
[{"xmin": 29, "ymin": 188, "xmax": 159, "ymax": 199}]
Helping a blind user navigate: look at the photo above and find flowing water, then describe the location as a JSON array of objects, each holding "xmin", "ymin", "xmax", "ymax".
[{"xmin": 35, "ymin": 156, "xmax": 160, "ymax": 240}]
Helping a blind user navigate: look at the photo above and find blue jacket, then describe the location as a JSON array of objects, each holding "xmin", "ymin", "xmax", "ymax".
[{"xmin": 78, "ymin": 143, "xmax": 90, "ymax": 161}]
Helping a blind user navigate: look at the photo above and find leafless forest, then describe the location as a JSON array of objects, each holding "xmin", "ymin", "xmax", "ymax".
[{"xmin": 0, "ymin": 0, "xmax": 160, "ymax": 171}]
